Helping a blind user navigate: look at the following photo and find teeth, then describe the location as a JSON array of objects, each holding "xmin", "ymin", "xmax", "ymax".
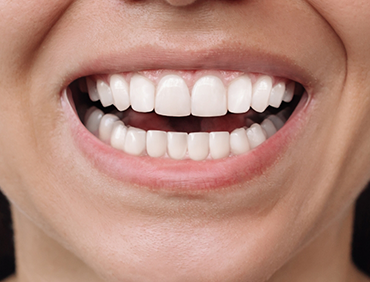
[
  {"xmin": 146, "ymin": 130, "xmax": 167, "ymax": 158},
  {"xmin": 230, "ymin": 128, "xmax": 250, "ymax": 155},
  {"xmin": 191, "ymin": 75, "xmax": 227, "ymax": 117},
  {"xmin": 99, "ymin": 114, "xmax": 120, "ymax": 142},
  {"xmin": 124, "ymin": 127, "xmax": 147, "ymax": 156},
  {"xmin": 110, "ymin": 121, "xmax": 127, "ymax": 151},
  {"xmin": 188, "ymin": 132, "xmax": 210, "ymax": 161},
  {"xmin": 209, "ymin": 132, "xmax": 230, "ymax": 159},
  {"xmin": 155, "ymin": 75, "xmax": 191, "ymax": 117},
  {"xmin": 97, "ymin": 79, "xmax": 114, "ymax": 107},
  {"xmin": 283, "ymin": 82, "xmax": 295, "ymax": 103},
  {"xmin": 260, "ymin": 118, "xmax": 277, "ymax": 139},
  {"xmin": 89, "ymin": 109, "xmax": 289, "ymax": 160},
  {"xmin": 81, "ymin": 71, "xmax": 299, "ymax": 160},
  {"xmin": 228, "ymin": 75, "xmax": 252, "ymax": 114},
  {"xmin": 86, "ymin": 77, "xmax": 100, "ymax": 102},
  {"xmin": 251, "ymin": 75, "xmax": 272, "ymax": 113},
  {"xmin": 130, "ymin": 74, "xmax": 155, "ymax": 113},
  {"xmin": 268, "ymin": 82, "xmax": 285, "ymax": 108},
  {"xmin": 167, "ymin": 132, "xmax": 188, "ymax": 160},
  {"xmin": 110, "ymin": 75, "xmax": 130, "ymax": 111},
  {"xmin": 85, "ymin": 73, "xmax": 297, "ymax": 117},
  {"xmin": 84, "ymin": 107, "xmax": 104, "ymax": 135},
  {"xmin": 246, "ymin": 124, "xmax": 266, "ymax": 149},
  {"xmin": 267, "ymin": 115, "xmax": 285, "ymax": 131}
]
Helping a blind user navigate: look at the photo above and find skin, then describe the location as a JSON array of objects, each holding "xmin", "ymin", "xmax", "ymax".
[{"xmin": 0, "ymin": 0, "xmax": 370, "ymax": 281}]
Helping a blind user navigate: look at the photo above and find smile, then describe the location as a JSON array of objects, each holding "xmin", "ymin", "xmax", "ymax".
[{"xmin": 69, "ymin": 70, "xmax": 304, "ymax": 162}]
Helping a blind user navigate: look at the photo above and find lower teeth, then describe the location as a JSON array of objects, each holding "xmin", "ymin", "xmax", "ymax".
[{"xmin": 71, "ymin": 79, "xmax": 301, "ymax": 161}]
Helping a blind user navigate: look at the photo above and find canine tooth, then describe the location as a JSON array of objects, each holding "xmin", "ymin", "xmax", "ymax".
[
  {"xmin": 86, "ymin": 77, "xmax": 100, "ymax": 102},
  {"xmin": 267, "ymin": 115, "xmax": 285, "ymax": 130},
  {"xmin": 110, "ymin": 74, "xmax": 130, "ymax": 111},
  {"xmin": 260, "ymin": 119, "xmax": 277, "ymax": 139},
  {"xmin": 146, "ymin": 130, "xmax": 167, "ymax": 158},
  {"xmin": 99, "ymin": 114, "xmax": 119, "ymax": 142},
  {"xmin": 228, "ymin": 75, "xmax": 252, "ymax": 113},
  {"xmin": 167, "ymin": 132, "xmax": 188, "ymax": 160},
  {"xmin": 269, "ymin": 82, "xmax": 285, "ymax": 108},
  {"xmin": 110, "ymin": 121, "xmax": 127, "ymax": 151},
  {"xmin": 97, "ymin": 79, "xmax": 114, "ymax": 107},
  {"xmin": 155, "ymin": 75, "xmax": 191, "ymax": 117},
  {"xmin": 246, "ymin": 124, "xmax": 266, "ymax": 149},
  {"xmin": 283, "ymin": 82, "xmax": 295, "ymax": 102},
  {"xmin": 251, "ymin": 75, "xmax": 272, "ymax": 113},
  {"xmin": 230, "ymin": 128, "xmax": 250, "ymax": 155},
  {"xmin": 130, "ymin": 74, "xmax": 155, "ymax": 113},
  {"xmin": 84, "ymin": 107, "xmax": 104, "ymax": 134},
  {"xmin": 209, "ymin": 132, "xmax": 230, "ymax": 159},
  {"xmin": 124, "ymin": 127, "xmax": 146, "ymax": 156},
  {"xmin": 188, "ymin": 132, "xmax": 209, "ymax": 161},
  {"xmin": 191, "ymin": 75, "xmax": 227, "ymax": 117}
]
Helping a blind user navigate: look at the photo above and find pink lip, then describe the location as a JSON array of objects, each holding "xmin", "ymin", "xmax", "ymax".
[
  {"xmin": 59, "ymin": 42, "xmax": 315, "ymax": 193},
  {"xmin": 62, "ymin": 87, "xmax": 311, "ymax": 192}
]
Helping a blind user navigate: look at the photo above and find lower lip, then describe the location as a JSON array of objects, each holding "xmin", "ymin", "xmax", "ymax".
[{"xmin": 62, "ymin": 90, "xmax": 310, "ymax": 192}]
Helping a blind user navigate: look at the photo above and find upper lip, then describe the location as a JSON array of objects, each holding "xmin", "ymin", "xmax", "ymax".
[{"xmin": 63, "ymin": 44, "xmax": 316, "ymax": 95}]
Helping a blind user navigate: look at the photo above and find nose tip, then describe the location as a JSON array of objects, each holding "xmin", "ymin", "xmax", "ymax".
[{"xmin": 165, "ymin": 0, "xmax": 197, "ymax": 6}]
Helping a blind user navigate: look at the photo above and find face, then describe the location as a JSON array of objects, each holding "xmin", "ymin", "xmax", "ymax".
[{"xmin": 1, "ymin": 0, "xmax": 370, "ymax": 281}]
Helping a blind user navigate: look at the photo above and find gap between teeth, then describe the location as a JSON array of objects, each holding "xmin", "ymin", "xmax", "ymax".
[
  {"xmin": 84, "ymin": 107, "xmax": 288, "ymax": 161},
  {"xmin": 82, "ymin": 73, "xmax": 296, "ymax": 117}
]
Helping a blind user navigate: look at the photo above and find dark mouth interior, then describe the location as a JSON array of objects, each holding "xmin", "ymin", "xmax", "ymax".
[{"xmin": 70, "ymin": 78, "xmax": 304, "ymax": 133}]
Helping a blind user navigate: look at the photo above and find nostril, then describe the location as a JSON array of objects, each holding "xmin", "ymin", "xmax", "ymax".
[{"xmin": 165, "ymin": 0, "xmax": 197, "ymax": 7}]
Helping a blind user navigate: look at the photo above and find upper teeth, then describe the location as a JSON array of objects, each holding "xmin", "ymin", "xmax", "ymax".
[{"xmin": 83, "ymin": 73, "xmax": 295, "ymax": 117}]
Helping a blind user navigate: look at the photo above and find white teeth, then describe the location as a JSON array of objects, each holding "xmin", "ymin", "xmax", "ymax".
[
  {"xmin": 251, "ymin": 75, "xmax": 272, "ymax": 113},
  {"xmin": 130, "ymin": 74, "xmax": 155, "ymax": 113},
  {"xmin": 228, "ymin": 75, "xmax": 252, "ymax": 114},
  {"xmin": 155, "ymin": 75, "xmax": 191, "ymax": 117},
  {"xmin": 191, "ymin": 75, "xmax": 227, "ymax": 117},
  {"xmin": 97, "ymin": 79, "xmax": 114, "ymax": 107},
  {"xmin": 269, "ymin": 82, "xmax": 285, "ymax": 108},
  {"xmin": 230, "ymin": 128, "xmax": 250, "ymax": 155},
  {"xmin": 124, "ymin": 127, "xmax": 146, "ymax": 156},
  {"xmin": 267, "ymin": 115, "xmax": 285, "ymax": 130},
  {"xmin": 188, "ymin": 132, "xmax": 210, "ymax": 161},
  {"xmin": 209, "ymin": 132, "xmax": 230, "ymax": 159},
  {"xmin": 99, "ymin": 114, "xmax": 119, "ymax": 142},
  {"xmin": 83, "ymin": 72, "xmax": 298, "ymax": 160},
  {"xmin": 86, "ymin": 77, "xmax": 100, "ymax": 102},
  {"xmin": 283, "ymin": 82, "xmax": 295, "ymax": 103},
  {"xmin": 84, "ymin": 107, "xmax": 104, "ymax": 135},
  {"xmin": 110, "ymin": 75, "xmax": 130, "ymax": 111},
  {"xmin": 110, "ymin": 121, "xmax": 127, "ymax": 151},
  {"xmin": 246, "ymin": 124, "xmax": 266, "ymax": 149},
  {"xmin": 167, "ymin": 132, "xmax": 188, "ymax": 160},
  {"xmin": 260, "ymin": 119, "xmax": 277, "ymax": 139},
  {"xmin": 146, "ymin": 130, "xmax": 167, "ymax": 158}
]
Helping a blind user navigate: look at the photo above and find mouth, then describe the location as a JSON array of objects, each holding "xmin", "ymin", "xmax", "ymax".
[
  {"xmin": 63, "ymin": 67, "xmax": 309, "ymax": 191},
  {"xmin": 69, "ymin": 70, "xmax": 304, "ymax": 160}
]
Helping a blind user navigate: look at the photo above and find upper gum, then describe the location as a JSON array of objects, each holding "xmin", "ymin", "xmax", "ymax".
[{"xmin": 93, "ymin": 70, "xmax": 289, "ymax": 89}]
